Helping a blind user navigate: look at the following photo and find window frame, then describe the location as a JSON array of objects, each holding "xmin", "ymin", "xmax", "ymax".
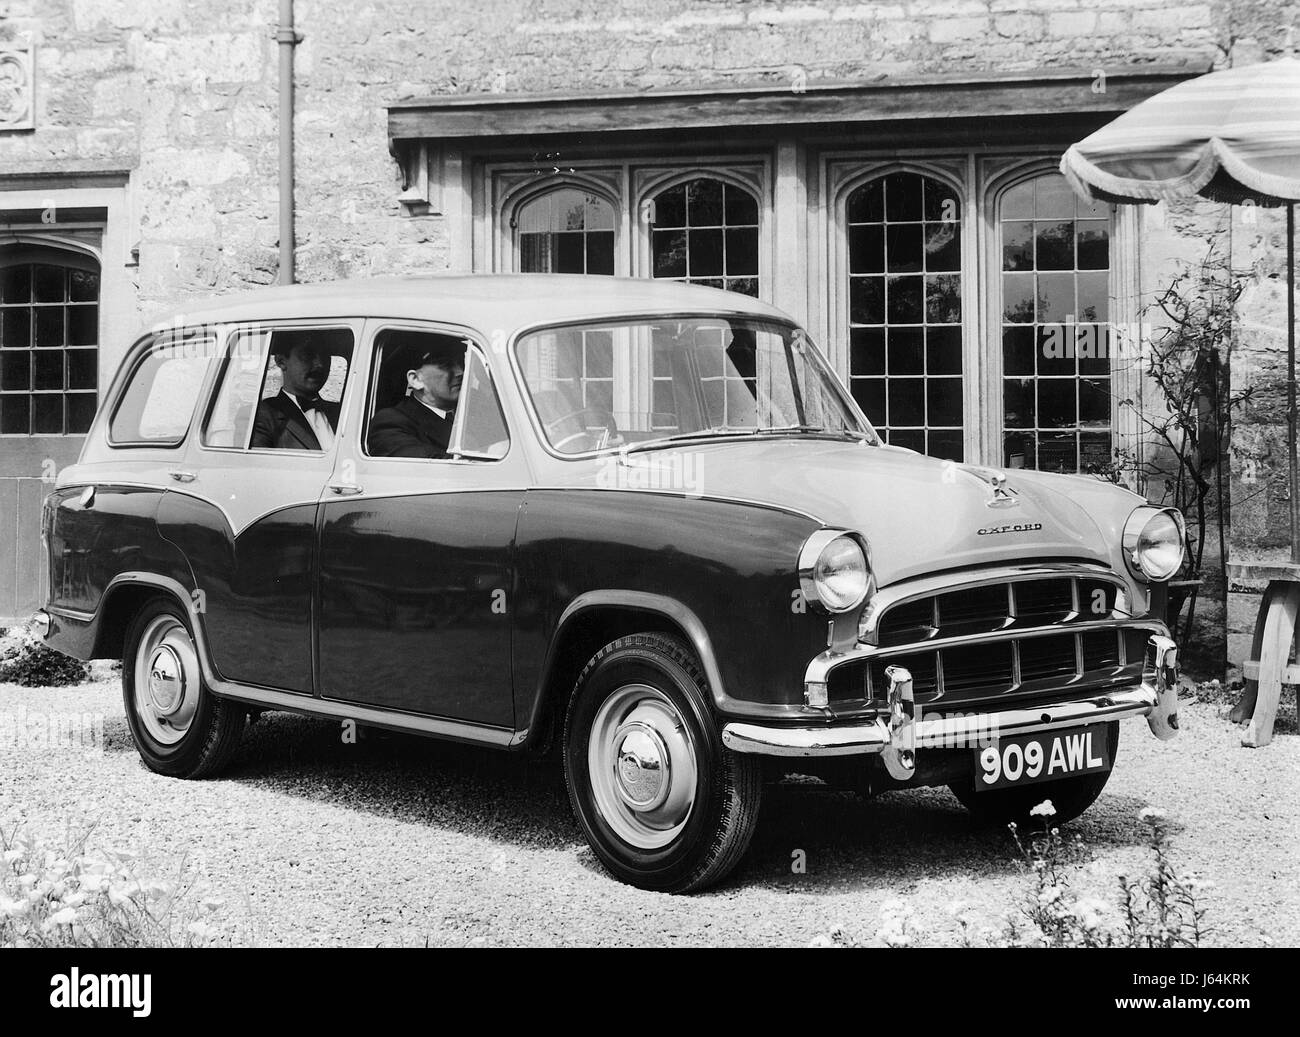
[
  {"xmin": 823, "ymin": 148, "xmax": 1141, "ymax": 475},
  {"xmin": 196, "ymin": 320, "xmax": 359, "ymax": 457},
  {"xmin": 835, "ymin": 162, "xmax": 970, "ymax": 460},
  {"xmin": 487, "ymin": 155, "xmax": 772, "ymax": 290},
  {"xmin": 0, "ymin": 241, "xmax": 103, "ymax": 438},
  {"xmin": 979, "ymin": 157, "xmax": 1141, "ymax": 477},
  {"xmin": 104, "ymin": 329, "xmax": 217, "ymax": 450},
  {"xmin": 507, "ymin": 179, "xmax": 621, "ymax": 277},
  {"xmin": 357, "ymin": 319, "xmax": 511, "ymax": 466},
  {"xmin": 507, "ymin": 311, "xmax": 868, "ymax": 463},
  {"xmin": 633, "ymin": 169, "xmax": 766, "ymax": 294}
]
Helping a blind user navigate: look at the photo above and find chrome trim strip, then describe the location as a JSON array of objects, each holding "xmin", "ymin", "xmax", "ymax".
[
  {"xmin": 215, "ymin": 684, "xmax": 515, "ymax": 747},
  {"xmin": 858, "ymin": 562, "xmax": 1127, "ymax": 644},
  {"xmin": 723, "ymin": 683, "xmax": 1160, "ymax": 758},
  {"xmin": 47, "ymin": 604, "xmax": 95, "ymax": 622}
]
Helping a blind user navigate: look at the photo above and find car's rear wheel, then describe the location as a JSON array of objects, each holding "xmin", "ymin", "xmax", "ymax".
[
  {"xmin": 563, "ymin": 632, "xmax": 761, "ymax": 893},
  {"xmin": 948, "ymin": 722, "xmax": 1119, "ymax": 828},
  {"xmin": 122, "ymin": 597, "xmax": 244, "ymax": 778}
]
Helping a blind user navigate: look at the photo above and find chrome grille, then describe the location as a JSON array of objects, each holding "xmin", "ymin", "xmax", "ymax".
[
  {"xmin": 840, "ymin": 627, "xmax": 1148, "ymax": 709},
  {"xmin": 830, "ymin": 571, "xmax": 1146, "ymax": 710},
  {"xmin": 875, "ymin": 573, "xmax": 1123, "ymax": 647}
]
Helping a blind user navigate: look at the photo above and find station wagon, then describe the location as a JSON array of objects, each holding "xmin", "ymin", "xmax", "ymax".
[{"xmin": 35, "ymin": 274, "xmax": 1185, "ymax": 892}]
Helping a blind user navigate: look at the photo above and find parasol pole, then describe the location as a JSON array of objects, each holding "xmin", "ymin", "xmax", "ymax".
[{"xmin": 1289, "ymin": 203, "xmax": 1299, "ymax": 563}]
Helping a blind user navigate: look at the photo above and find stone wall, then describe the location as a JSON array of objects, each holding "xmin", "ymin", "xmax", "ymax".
[
  {"xmin": 1218, "ymin": 1, "xmax": 1298, "ymax": 672},
  {"xmin": 2, "ymin": 0, "xmax": 1232, "ymax": 323}
]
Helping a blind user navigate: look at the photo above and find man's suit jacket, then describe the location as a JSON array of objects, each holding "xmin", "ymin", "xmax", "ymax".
[
  {"xmin": 250, "ymin": 391, "xmax": 340, "ymax": 451},
  {"xmin": 367, "ymin": 394, "xmax": 454, "ymax": 458}
]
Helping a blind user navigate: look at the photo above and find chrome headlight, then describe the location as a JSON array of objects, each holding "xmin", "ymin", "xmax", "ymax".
[
  {"xmin": 798, "ymin": 530, "xmax": 871, "ymax": 614},
  {"xmin": 1122, "ymin": 506, "xmax": 1186, "ymax": 582}
]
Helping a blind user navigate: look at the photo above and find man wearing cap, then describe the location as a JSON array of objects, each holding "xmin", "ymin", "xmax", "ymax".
[
  {"xmin": 367, "ymin": 342, "xmax": 464, "ymax": 458},
  {"xmin": 250, "ymin": 337, "xmax": 341, "ymax": 451}
]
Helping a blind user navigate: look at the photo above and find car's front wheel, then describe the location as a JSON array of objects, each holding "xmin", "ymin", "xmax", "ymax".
[
  {"xmin": 563, "ymin": 633, "xmax": 762, "ymax": 893},
  {"xmin": 122, "ymin": 598, "xmax": 244, "ymax": 778},
  {"xmin": 947, "ymin": 722, "xmax": 1120, "ymax": 828}
]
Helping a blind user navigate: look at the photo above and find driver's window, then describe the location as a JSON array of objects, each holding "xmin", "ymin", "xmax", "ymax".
[
  {"xmin": 363, "ymin": 328, "xmax": 508, "ymax": 461},
  {"xmin": 450, "ymin": 348, "xmax": 510, "ymax": 459}
]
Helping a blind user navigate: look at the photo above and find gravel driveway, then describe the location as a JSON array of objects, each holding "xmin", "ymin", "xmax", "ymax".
[{"xmin": 3, "ymin": 676, "xmax": 1297, "ymax": 947}]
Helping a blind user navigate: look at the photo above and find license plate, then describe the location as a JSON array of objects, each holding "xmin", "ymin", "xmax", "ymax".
[{"xmin": 974, "ymin": 724, "xmax": 1111, "ymax": 791}]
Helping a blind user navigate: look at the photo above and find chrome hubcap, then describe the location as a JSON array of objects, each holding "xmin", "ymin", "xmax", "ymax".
[
  {"xmin": 589, "ymin": 684, "xmax": 697, "ymax": 850},
  {"xmin": 148, "ymin": 646, "xmax": 184, "ymax": 714},
  {"xmin": 615, "ymin": 724, "xmax": 669, "ymax": 810},
  {"xmin": 133, "ymin": 615, "xmax": 200, "ymax": 746}
]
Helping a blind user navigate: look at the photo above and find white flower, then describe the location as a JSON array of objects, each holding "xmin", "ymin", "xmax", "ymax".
[
  {"xmin": 1138, "ymin": 806, "xmax": 1166, "ymax": 824},
  {"xmin": 0, "ymin": 896, "xmax": 29, "ymax": 918},
  {"xmin": 946, "ymin": 900, "xmax": 971, "ymax": 918},
  {"xmin": 1037, "ymin": 885, "xmax": 1064, "ymax": 906},
  {"xmin": 186, "ymin": 921, "xmax": 211, "ymax": 940},
  {"xmin": 47, "ymin": 906, "xmax": 78, "ymax": 926},
  {"xmin": 61, "ymin": 891, "xmax": 87, "ymax": 908},
  {"xmin": 76, "ymin": 874, "xmax": 108, "ymax": 894},
  {"xmin": 1030, "ymin": 799, "xmax": 1056, "ymax": 818},
  {"xmin": 107, "ymin": 880, "xmax": 140, "ymax": 906},
  {"xmin": 2, "ymin": 849, "xmax": 23, "ymax": 865},
  {"xmin": 1071, "ymin": 897, "xmax": 1111, "ymax": 930},
  {"xmin": 806, "ymin": 934, "xmax": 838, "ymax": 948}
]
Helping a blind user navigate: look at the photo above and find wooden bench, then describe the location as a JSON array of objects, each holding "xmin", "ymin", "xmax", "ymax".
[{"xmin": 1228, "ymin": 562, "xmax": 1300, "ymax": 748}]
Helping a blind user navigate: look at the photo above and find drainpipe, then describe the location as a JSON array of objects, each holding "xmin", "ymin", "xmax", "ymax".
[{"xmin": 276, "ymin": 0, "xmax": 300, "ymax": 284}]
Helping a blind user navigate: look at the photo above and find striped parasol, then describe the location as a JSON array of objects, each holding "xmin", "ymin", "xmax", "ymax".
[
  {"xmin": 1061, "ymin": 54, "xmax": 1300, "ymax": 562},
  {"xmin": 1062, "ymin": 56, "xmax": 1300, "ymax": 204}
]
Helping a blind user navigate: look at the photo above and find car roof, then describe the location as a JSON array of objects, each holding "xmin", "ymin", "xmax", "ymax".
[{"xmin": 150, "ymin": 274, "xmax": 796, "ymax": 333}]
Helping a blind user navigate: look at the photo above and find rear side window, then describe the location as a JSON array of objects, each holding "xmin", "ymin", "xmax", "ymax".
[
  {"xmin": 203, "ymin": 325, "xmax": 354, "ymax": 451},
  {"xmin": 108, "ymin": 331, "xmax": 214, "ymax": 446}
]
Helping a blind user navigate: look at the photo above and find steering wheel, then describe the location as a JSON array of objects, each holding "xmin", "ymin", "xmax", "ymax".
[{"xmin": 545, "ymin": 406, "xmax": 618, "ymax": 452}]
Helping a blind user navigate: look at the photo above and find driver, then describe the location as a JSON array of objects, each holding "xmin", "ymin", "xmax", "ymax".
[{"xmin": 367, "ymin": 342, "xmax": 464, "ymax": 458}]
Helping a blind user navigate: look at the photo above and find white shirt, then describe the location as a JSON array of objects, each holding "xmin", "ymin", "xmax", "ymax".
[
  {"xmin": 411, "ymin": 394, "xmax": 454, "ymax": 422},
  {"xmin": 282, "ymin": 390, "xmax": 335, "ymax": 451}
]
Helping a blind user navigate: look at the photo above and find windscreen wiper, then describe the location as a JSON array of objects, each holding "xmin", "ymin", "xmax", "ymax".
[{"xmin": 618, "ymin": 426, "xmax": 766, "ymax": 456}]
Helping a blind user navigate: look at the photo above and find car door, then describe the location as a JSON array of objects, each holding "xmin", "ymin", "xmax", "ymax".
[
  {"xmin": 156, "ymin": 320, "xmax": 360, "ymax": 694},
  {"xmin": 315, "ymin": 322, "xmax": 525, "ymax": 727}
]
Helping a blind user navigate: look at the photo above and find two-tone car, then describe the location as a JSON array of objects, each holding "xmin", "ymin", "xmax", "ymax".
[{"xmin": 34, "ymin": 274, "xmax": 1184, "ymax": 892}]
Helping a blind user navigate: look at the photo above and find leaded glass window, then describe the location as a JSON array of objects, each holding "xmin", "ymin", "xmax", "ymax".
[
  {"xmin": 846, "ymin": 172, "xmax": 963, "ymax": 460},
  {"xmin": 0, "ymin": 248, "xmax": 99, "ymax": 435},
  {"xmin": 1000, "ymin": 173, "xmax": 1112, "ymax": 473}
]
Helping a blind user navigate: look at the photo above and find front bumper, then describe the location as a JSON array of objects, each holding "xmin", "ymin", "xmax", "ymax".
[{"xmin": 722, "ymin": 634, "xmax": 1180, "ymax": 779}]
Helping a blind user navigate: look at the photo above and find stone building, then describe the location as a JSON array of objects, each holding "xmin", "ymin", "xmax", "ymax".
[{"xmin": 0, "ymin": 0, "xmax": 1295, "ymax": 676}]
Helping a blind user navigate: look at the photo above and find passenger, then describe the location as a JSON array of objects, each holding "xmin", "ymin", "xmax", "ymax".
[
  {"xmin": 250, "ymin": 339, "xmax": 340, "ymax": 451},
  {"xmin": 367, "ymin": 342, "xmax": 464, "ymax": 458}
]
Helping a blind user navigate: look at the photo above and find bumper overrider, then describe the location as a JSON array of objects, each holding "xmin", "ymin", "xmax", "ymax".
[{"xmin": 722, "ymin": 634, "xmax": 1180, "ymax": 779}]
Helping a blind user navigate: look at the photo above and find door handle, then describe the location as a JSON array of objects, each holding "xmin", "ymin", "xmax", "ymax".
[
  {"xmin": 168, "ymin": 470, "xmax": 197, "ymax": 483},
  {"xmin": 328, "ymin": 483, "xmax": 363, "ymax": 495}
]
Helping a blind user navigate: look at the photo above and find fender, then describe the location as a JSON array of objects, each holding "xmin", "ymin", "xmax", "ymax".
[{"xmin": 518, "ymin": 589, "xmax": 734, "ymax": 748}]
